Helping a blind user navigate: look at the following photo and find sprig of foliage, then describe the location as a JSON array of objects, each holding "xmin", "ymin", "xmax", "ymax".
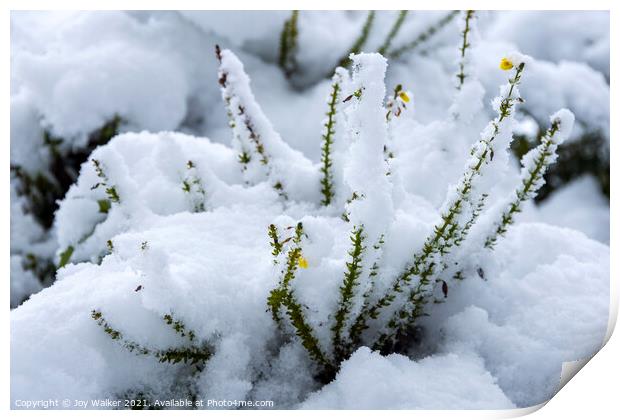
[
  {"xmin": 216, "ymin": 45, "xmax": 259, "ymax": 169},
  {"xmin": 163, "ymin": 314, "xmax": 197, "ymax": 342},
  {"xmin": 454, "ymin": 193, "xmax": 488, "ymax": 247},
  {"xmin": 56, "ymin": 157, "xmax": 122, "ymax": 267},
  {"xmin": 456, "ymin": 11, "xmax": 475, "ymax": 89},
  {"xmin": 267, "ymin": 222, "xmax": 304, "ymax": 323},
  {"xmin": 239, "ymin": 105, "xmax": 270, "ymax": 167},
  {"xmin": 389, "ymin": 11, "xmax": 459, "ymax": 59},
  {"xmin": 332, "ymin": 226, "xmax": 366, "ymax": 362},
  {"xmin": 11, "ymin": 116, "xmax": 121, "ymax": 232},
  {"xmin": 284, "ymin": 289, "xmax": 334, "ymax": 370},
  {"xmin": 267, "ymin": 223, "xmax": 334, "ymax": 370},
  {"xmin": 91, "ymin": 159, "xmax": 121, "ymax": 204},
  {"xmin": 356, "ymin": 63, "xmax": 527, "ymax": 347},
  {"xmin": 341, "ymin": 191, "xmax": 362, "ymax": 223},
  {"xmin": 216, "ymin": 46, "xmax": 294, "ymax": 199},
  {"xmin": 92, "ymin": 310, "xmax": 211, "ymax": 365},
  {"xmin": 267, "ymin": 224, "xmax": 283, "ymax": 264},
  {"xmin": 57, "ymin": 246, "xmax": 74, "ymax": 269},
  {"xmin": 485, "ymin": 118, "xmax": 563, "ymax": 248},
  {"xmin": 377, "ymin": 11, "xmax": 408, "ymax": 55},
  {"xmin": 320, "ymin": 71, "xmax": 343, "ymax": 206},
  {"xmin": 278, "ymin": 11, "xmax": 300, "ymax": 78},
  {"xmin": 182, "ymin": 160, "xmax": 207, "ymax": 213},
  {"xmin": 334, "ymin": 11, "xmax": 375, "ymax": 70},
  {"xmin": 216, "ymin": 46, "xmax": 252, "ymax": 171}
]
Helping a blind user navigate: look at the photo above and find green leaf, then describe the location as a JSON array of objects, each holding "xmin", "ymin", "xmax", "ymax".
[
  {"xmin": 97, "ymin": 199, "xmax": 111, "ymax": 214},
  {"xmin": 58, "ymin": 246, "xmax": 74, "ymax": 268}
]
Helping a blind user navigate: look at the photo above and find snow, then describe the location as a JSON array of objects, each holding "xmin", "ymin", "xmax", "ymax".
[
  {"xmin": 342, "ymin": 53, "xmax": 394, "ymax": 241},
  {"xmin": 432, "ymin": 223, "xmax": 609, "ymax": 407},
  {"xmin": 551, "ymin": 108, "xmax": 576, "ymax": 141},
  {"xmin": 11, "ymin": 129, "xmax": 609, "ymax": 408},
  {"xmin": 484, "ymin": 108, "xmax": 575, "ymax": 245},
  {"xmin": 10, "ymin": 257, "xmax": 42, "ymax": 309},
  {"xmin": 54, "ymin": 131, "xmax": 262, "ymax": 263},
  {"xmin": 216, "ymin": 48, "xmax": 319, "ymax": 200},
  {"xmin": 11, "ymin": 11, "xmax": 191, "ymax": 145},
  {"xmin": 301, "ymin": 347, "xmax": 515, "ymax": 409},
  {"xmin": 531, "ymin": 176, "xmax": 610, "ymax": 244},
  {"xmin": 10, "ymin": 10, "xmax": 609, "ymax": 410},
  {"xmin": 485, "ymin": 11, "xmax": 609, "ymax": 78},
  {"xmin": 12, "ymin": 202, "xmax": 608, "ymax": 408}
]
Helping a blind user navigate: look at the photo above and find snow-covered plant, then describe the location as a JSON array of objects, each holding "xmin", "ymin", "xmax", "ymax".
[
  {"xmin": 319, "ymin": 69, "xmax": 347, "ymax": 206},
  {"xmin": 456, "ymin": 10, "xmax": 476, "ymax": 89},
  {"xmin": 92, "ymin": 158, "xmax": 122, "ymax": 208},
  {"xmin": 278, "ymin": 10, "xmax": 299, "ymax": 78},
  {"xmin": 485, "ymin": 110, "xmax": 575, "ymax": 248},
  {"xmin": 91, "ymin": 310, "xmax": 212, "ymax": 366},
  {"xmin": 10, "ymin": 11, "xmax": 608, "ymax": 410},
  {"xmin": 48, "ymin": 46, "xmax": 576, "ymax": 394},
  {"xmin": 385, "ymin": 83, "xmax": 412, "ymax": 121},
  {"xmin": 182, "ymin": 160, "xmax": 208, "ymax": 213},
  {"xmin": 218, "ymin": 48, "xmax": 576, "ymax": 376},
  {"xmin": 10, "ymin": 116, "xmax": 122, "ymax": 299},
  {"xmin": 215, "ymin": 45, "xmax": 318, "ymax": 201},
  {"xmin": 334, "ymin": 11, "xmax": 375, "ymax": 70},
  {"xmin": 513, "ymin": 121, "xmax": 609, "ymax": 202},
  {"xmin": 267, "ymin": 222, "xmax": 334, "ymax": 374},
  {"xmin": 377, "ymin": 11, "xmax": 409, "ymax": 56},
  {"xmin": 56, "ymin": 157, "xmax": 122, "ymax": 267},
  {"xmin": 331, "ymin": 10, "xmax": 454, "ymax": 74},
  {"xmin": 359, "ymin": 57, "xmax": 529, "ymax": 352},
  {"xmin": 389, "ymin": 10, "xmax": 460, "ymax": 59}
]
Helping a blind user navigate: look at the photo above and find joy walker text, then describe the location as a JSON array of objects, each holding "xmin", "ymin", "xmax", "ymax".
[{"xmin": 15, "ymin": 398, "xmax": 275, "ymax": 409}]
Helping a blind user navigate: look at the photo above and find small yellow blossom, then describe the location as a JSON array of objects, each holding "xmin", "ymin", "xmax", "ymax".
[
  {"xmin": 398, "ymin": 91, "xmax": 410, "ymax": 103},
  {"xmin": 298, "ymin": 255, "xmax": 309, "ymax": 269},
  {"xmin": 499, "ymin": 57, "xmax": 514, "ymax": 71}
]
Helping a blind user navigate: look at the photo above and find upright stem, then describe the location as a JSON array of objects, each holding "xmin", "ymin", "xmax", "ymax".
[
  {"xmin": 389, "ymin": 11, "xmax": 459, "ymax": 59},
  {"xmin": 333, "ymin": 11, "xmax": 375, "ymax": 71},
  {"xmin": 378, "ymin": 11, "xmax": 408, "ymax": 56},
  {"xmin": 320, "ymin": 73, "xmax": 342, "ymax": 206},
  {"xmin": 456, "ymin": 10, "xmax": 475, "ymax": 89}
]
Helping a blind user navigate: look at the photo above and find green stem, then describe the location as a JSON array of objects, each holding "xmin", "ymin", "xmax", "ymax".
[
  {"xmin": 360, "ymin": 64, "xmax": 526, "ymax": 345},
  {"xmin": 334, "ymin": 11, "xmax": 375, "ymax": 71},
  {"xmin": 332, "ymin": 227, "xmax": 365, "ymax": 361},
  {"xmin": 91, "ymin": 310, "xmax": 211, "ymax": 365},
  {"xmin": 278, "ymin": 11, "xmax": 300, "ymax": 78},
  {"xmin": 377, "ymin": 11, "xmax": 408, "ymax": 56},
  {"xmin": 389, "ymin": 11, "xmax": 459, "ymax": 59},
  {"xmin": 456, "ymin": 10, "xmax": 475, "ymax": 89},
  {"xmin": 320, "ymin": 75, "xmax": 341, "ymax": 206},
  {"xmin": 485, "ymin": 120, "xmax": 560, "ymax": 248}
]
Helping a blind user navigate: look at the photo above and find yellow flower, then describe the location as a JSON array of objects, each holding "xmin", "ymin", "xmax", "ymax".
[
  {"xmin": 398, "ymin": 91, "xmax": 410, "ymax": 103},
  {"xmin": 298, "ymin": 255, "xmax": 309, "ymax": 269},
  {"xmin": 499, "ymin": 57, "xmax": 514, "ymax": 71}
]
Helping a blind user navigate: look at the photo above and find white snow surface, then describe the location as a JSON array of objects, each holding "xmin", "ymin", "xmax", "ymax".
[
  {"xmin": 11, "ymin": 131, "xmax": 609, "ymax": 408},
  {"xmin": 301, "ymin": 348, "xmax": 515, "ymax": 409}
]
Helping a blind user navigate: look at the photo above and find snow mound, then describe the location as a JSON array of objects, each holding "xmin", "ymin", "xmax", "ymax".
[
  {"xmin": 12, "ymin": 200, "xmax": 609, "ymax": 408},
  {"xmin": 54, "ymin": 131, "xmax": 267, "ymax": 263},
  {"xmin": 428, "ymin": 223, "xmax": 609, "ymax": 407},
  {"xmin": 301, "ymin": 347, "xmax": 515, "ymax": 409}
]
